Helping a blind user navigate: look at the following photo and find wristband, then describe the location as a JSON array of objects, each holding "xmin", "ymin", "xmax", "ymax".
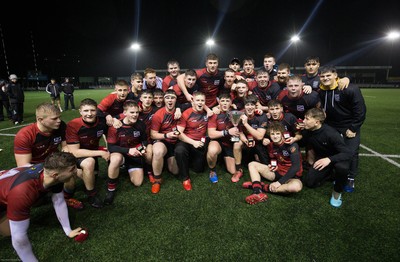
[
  {"xmin": 164, "ymin": 133, "xmax": 168, "ymax": 139},
  {"xmin": 222, "ymin": 130, "xmax": 228, "ymax": 137}
]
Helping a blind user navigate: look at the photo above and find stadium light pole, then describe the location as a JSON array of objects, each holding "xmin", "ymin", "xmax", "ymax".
[{"xmin": 290, "ymin": 35, "xmax": 300, "ymax": 71}]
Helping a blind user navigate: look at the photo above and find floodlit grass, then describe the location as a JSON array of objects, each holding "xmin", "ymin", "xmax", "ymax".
[{"xmin": 0, "ymin": 88, "xmax": 399, "ymax": 261}]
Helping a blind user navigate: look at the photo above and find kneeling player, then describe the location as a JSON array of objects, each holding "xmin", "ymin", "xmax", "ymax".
[
  {"xmin": 244, "ymin": 122, "xmax": 303, "ymax": 205},
  {"xmin": 150, "ymin": 90, "xmax": 180, "ymax": 194},
  {"xmin": 207, "ymin": 92, "xmax": 240, "ymax": 183},
  {"xmin": 104, "ymin": 101, "xmax": 147, "ymax": 204}
]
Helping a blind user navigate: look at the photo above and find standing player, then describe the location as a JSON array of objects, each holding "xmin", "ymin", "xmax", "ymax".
[
  {"xmin": 46, "ymin": 78, "xmax": 63, "ymax": 112},
  {"xmin": 275, "ymin": 63, "xmax": 291, "ymax": 90},
  {"xmin": 104, "ymin": 101, "xmax": 147, "ymax": 205},
  {"xmin": 0, "ymin": 79, "xmax": 12, "ymax": 121},
  {"xmin": 239, "ymin": 57, "xmax": 257, "ymax": 83},
  {"xmin": 150, "ymin": 90, "xmax": 181, "ymax": 193},
  {"xmin": 66, "ymin": 98, "xmax": 109, "ymax": 208},
  {"xmin": 277, "ymin": 75, "xmax": 321, "ymax": 120},
  {"xmin": 262, "ymin": 53, "xmax": 277, "ymax": 80},
  {"xmin": 172, "ymin": 69, "xmax": 199, "ymax": 111},
  {"xmin": 61, "ymin": 77, "xmax": 76, "ymax": 111},
  {"xmin": 243, "ymin": 122, "xmax": 303, "ymax": 205},
  {"xmin": 250, "ymin": 69, "xmax": 281, "ymax": 112},
  {"xmin": 175, "ymin": 91, "xmax": 209, "ymax": 190},
  {"xmin": 143, "ymin": 68, "xmax": 163, "ymax": 91},
  {"xmin": 162, "ymin": 60, "xmax": 181, "ymax": 91},
  {"xmin": 0, "ymin": 152, "xmax": 86, "ymax": 262},
  {"xmin": 177, "ymin": 53, "xmax": 224, "ymax": 109},
  {"xmin": 228, "ymin": 57, "xmax": 241, "ymax": 73},
  {"xmin": 318, "ymin": 65, "xmax": 366, "ymax": 192},
  {"xmin": 97, "ymin": 79, "xmax": 130, "ymax": 126},
  {"xmin": 127, "ymin": 73, "xmax": 144, "ymax": 103},
  {"xmin": 14, "ymin": 102, "xmax": 83, "ymax": 209},
  {"xmin": 207, "ymin": 92, "xmax": 240, "ymax": 183}
]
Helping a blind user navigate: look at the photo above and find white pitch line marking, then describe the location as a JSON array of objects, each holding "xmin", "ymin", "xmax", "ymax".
[
  {"xmin": 360, "ymin": 144, "xmax": 400, "ymax": 168},
  {"xmin": 0, "ymin": 133, "xmax": 16, "ymax": 137},
  {"xmin": 360, "ymin": 153, "xmax": 400, "ymax": 158},
  {"xmin": 0, "ymin": 123, "xmax": 31, "ymax": 132}
]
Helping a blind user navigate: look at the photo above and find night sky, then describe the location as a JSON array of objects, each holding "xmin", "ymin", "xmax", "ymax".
[{"xmin": 1, "ymin": 0, "xmax": 399, "ymax": 78}]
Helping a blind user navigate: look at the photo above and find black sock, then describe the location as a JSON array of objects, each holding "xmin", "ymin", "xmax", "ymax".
[
  {"xmin": 252, "ymin": 181, "xmax": 262, "ymax": 194},
  {"xmin": 235, "ymin": 164, "xmax": 242, "ymax": 171}
]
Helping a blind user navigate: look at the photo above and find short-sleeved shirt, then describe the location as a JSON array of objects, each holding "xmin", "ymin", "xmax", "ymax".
[
  {"xmin": 0, "ymin": 164, "xmax": 63, "ymax": 221},
  {"xmin": 251, "ymin": 82, "xmax": 281, "ymax": 106},
  {"xmin": 208, "ymin": 112, "xmax": 234, "ymax": 148},
  {"xmin": 196, "ymin": 68, "xmax": 225, "ymax": 108},
  {"xmin": 97, "ymin": 93, "xmax": 125, "ymax": 117},
  {"xmin": 277, "ymin": 90, "xmax": 320, "ymax": 120},
  {"xmin": 151, "ymin": 107, "xmax": 179, "ymax": 144},
  {"xmin": 139, "ymin": 106, "xmax": 159, "ymax": 143},
  {"xmin": 239, "ymin": 114, "xmax": 268, "ymax": 144},
  {"xmin": 66, "ymin": 117, "xmax": 108, "ymax": 150},
  {"xmin": 107, "ymin": 120, "xmax": 147, "ymax": 154},
  {"xmin": 14, "ymin": 122, "xmax": 66, "ymax": 164},
  {"xmin": 178, "ymin": 108, "xmax": 208, "ymax": 141}
]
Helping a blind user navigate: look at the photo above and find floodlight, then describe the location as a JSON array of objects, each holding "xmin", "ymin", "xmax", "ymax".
[
  {"xmin": 387, "ymin": 31, "xmax": 400, "ymax": 41},
  {"xmin": 206, "ymin": 39, "xmax": 215, "ymax": 46},
  {"xmin": 130, "ymin": 43, "xmax": 141, "ymax": 50},
  {"xmin": 290, "ymin": 35, "xmax": 300, "ymax": 43}
]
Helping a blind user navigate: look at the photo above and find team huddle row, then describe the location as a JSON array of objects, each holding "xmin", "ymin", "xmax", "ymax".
[{"xmin": 1, "ymin": 53, "xmax": 366, "ymax": 261}]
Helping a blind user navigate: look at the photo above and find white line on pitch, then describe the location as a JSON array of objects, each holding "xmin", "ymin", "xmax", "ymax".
[
  {"xmin": 0, "ymin": 123, "xmax": 31, "ymax": 132},
  {"xmin": 360, "ymin": 144, "xmax": 400, "ymax": 168},
  {"xmin": 360, "ymin": 153, "xmax": 400, "ymax": 158},
  {"xmin": 0, "ymin": 133, "xmax": 16, "ymax": 137}
]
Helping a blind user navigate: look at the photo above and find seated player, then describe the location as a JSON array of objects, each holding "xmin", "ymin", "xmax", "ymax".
[
  {"xmin": 66, "ymin": 98, "xmax": 109, "ymax": 208},
  {"xmin": 150, "ymin": 90, "xmax": 181, "ymax": 193},
  {"xmin": 243, "ymin": 122, "xmax": 303, "ymax": 205},
  {"xmin": 207, "ymin": 92, "xmax": 240, "ymax": 183},
  {"xmin": 104, "ymin": 101, "xmax": 147, "ymax": 205},
  {"xmin": 175, "ymin": 91, "xmax": 209, "ymax": 191}
]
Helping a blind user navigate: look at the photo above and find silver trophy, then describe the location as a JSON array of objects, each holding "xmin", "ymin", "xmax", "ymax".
[{"xmin": 228, "ymin": 110, "xmax": 244, "ymax": 142}]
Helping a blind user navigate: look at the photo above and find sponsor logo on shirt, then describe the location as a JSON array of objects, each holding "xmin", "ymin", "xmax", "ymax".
[{"xmin": 97, "ymin": 130, "xmax": 104, "ymax": 137}]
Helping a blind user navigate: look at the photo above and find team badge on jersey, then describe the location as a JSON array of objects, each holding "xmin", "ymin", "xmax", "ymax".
[
  {"xmin": 297, "ymin": 105, "xmax": 305, "ymax": 112},
  {"xmin": 97, "ymin": 130, "xmax": 104, "ymax": 137},
  {"xmin": 334, "ymin": 94, "xmax": 341, "ymax": 102},
  {"xmin": 290, "ymin": 146, "xmax": 297, "ymax": 153},
  {"xmin": 53, "ymin": 136, "xmax": 62, "ymax": 144},
  {"xmin": 133, "ymin": 131, "xmax": 141, "ymax": 137},
  {"xmin": 214, "ymin": 80, "xmax": 220, "ymax": 85},
  {"xmin": 282, "ymin": 150, "xmax": 289, "ymax": 156},
  {"xmin": 313, "ymin": 81, "xmax": 319, "ymax": 88}
]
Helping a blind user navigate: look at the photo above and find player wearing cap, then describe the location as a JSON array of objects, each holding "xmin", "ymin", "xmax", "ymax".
[{"xmin": 229, "ymin": 57, "xmax": 241, "ymax": 73}]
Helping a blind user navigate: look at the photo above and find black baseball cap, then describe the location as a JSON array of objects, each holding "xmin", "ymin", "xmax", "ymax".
[{"xmin": 230, "ymin": 58, "xmax": 241, "ymax": 65}]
